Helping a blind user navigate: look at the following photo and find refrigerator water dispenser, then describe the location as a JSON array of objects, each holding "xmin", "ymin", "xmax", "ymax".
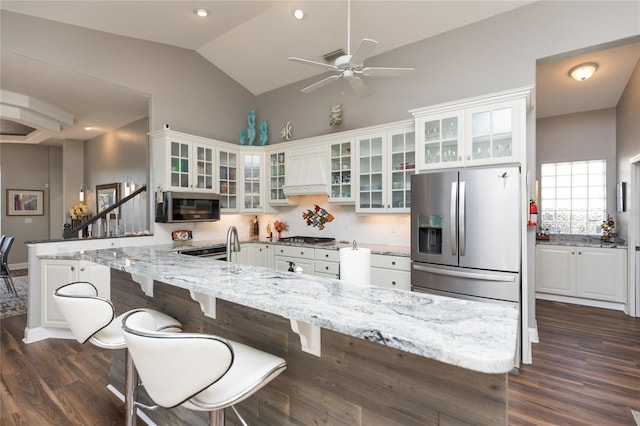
[{"xmin": 418, "ymin": 215, "xmax": 442, "ymax": 254}]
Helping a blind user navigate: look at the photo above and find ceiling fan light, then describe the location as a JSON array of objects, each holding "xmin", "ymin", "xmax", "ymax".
[
  {"xmin": 293, "ymin": 9, "xmax": 305, "ymax": 20},
  {"xmin": 569, "ymin": 62, "xmax": 598, "ymax": 81},
  {"xmin": 195, "ymin": 8, "xmax": 209, "ymax": 17}
]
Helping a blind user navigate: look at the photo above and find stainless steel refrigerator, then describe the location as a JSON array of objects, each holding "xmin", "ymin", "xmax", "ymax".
[{"xmin": 410, "ymin": 166, "xmax": 521, "ymax": 304}]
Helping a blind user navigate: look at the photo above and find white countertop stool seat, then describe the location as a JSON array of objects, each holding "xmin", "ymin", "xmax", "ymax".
[
  {"xmin": 122, "ymin": 309, "xmax": 287, "ymax": 426},
  {"xmin": 53, "ymin": 281, "xmax": 182, "ymax": 426}
]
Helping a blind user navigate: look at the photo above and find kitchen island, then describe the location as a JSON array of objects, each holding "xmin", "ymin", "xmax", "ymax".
[{"xmin": 42, "ymin": 244, "xmax": 518, "ymax": 425}]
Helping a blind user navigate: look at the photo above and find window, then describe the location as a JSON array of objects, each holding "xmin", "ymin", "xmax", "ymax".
[{"xmin": 540, "ymin": 160, "xmax": 606, "ymax": 235}]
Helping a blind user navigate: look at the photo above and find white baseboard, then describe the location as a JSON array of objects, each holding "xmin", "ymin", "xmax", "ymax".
[
  {"xmin": 536, "ymin": 293, "xmax": 626, "ymax": 312},
  {"xmin": 9, "ymin": 262, "xmax": 28, "ymax": 270},
  {"xmin": 528, "ymin": 322, "xmax": 539, "ymax": 344},
  {"xmin": 23, "ymin": 326, "xmax": 74, "ymax": 344}
]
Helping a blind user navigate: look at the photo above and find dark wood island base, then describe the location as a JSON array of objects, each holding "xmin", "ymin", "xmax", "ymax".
[{"xmin": 110, "ymin": 270, "xmax": 508, "ymax": 425}]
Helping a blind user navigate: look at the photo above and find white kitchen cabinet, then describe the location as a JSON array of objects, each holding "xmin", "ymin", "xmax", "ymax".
[
  {"xmin": 41, "ymin": 259, "xmax": 110, "ymax": 328},
  {"xmin": 535, "ymin": 245, "xmax": 627, "ymax": 303},
  {"xmin": 328, "ymin": 138, "xmax": 354, "ymax": 203},
  {"xmin": 218, "ymin": 148, "xmax": 238, "ymax": 212},
  {"xmin": 150, "ymin": 130, "xmax": 216, "ymax": 192},
  {"xmin": 411, "ymin": 88, "xmax": 530, "ymax": 171},
  {"xmin": 416, "ymin": 111, "xmax": 464, "ymax": 170},
  {"xmin": 464, "ymin": 99, "xmax": 522, "ymax": 167},
  {"xmin": 274, "ymin": 245, "xmax": 314, "ymax": 275},
  {"xmin": 267, "ymin": 150, "xmax": 287, "ymax": 204},
  {"xmin": 370, "ymin": 254, "xmax": 411, "ymax": 290},
  {"xmin": 314, "ymin": 248, "xmax": 340, "ymax": 279},
  {"xmin": 249, "ymin": 242, "xmax": 275, "ymax": 269},
  {"xmin": 240, "ymin": 151, "xmax": 265, "ymax": 212},
  {"xmin": 355, "ymin": 125, "xmax": 415, "ymax": 213}
]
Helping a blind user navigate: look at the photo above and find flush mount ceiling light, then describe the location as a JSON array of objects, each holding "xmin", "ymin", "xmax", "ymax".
[
  {"xmin": 83, "ymin": 126, "xmax": 94, "ymax": 131},
  {"xmin": 293, "ymin": 8, "xmax": 305, "ymax": 20},
  {"xmin": 195, "ymin": 8, "xmax": 209, "ymax": 17},
  {"xmin": 569, "ymin": 62, "xmax": 598, "ymax": 81}
]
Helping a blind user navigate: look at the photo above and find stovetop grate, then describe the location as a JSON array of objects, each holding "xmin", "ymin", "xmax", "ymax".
[{"xmin": 277, "ymin": 236, "xmax": 336, "ymax": 245}]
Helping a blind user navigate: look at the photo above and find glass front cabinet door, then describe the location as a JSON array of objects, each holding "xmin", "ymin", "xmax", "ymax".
[
  {"xmin": 388, "ymin": 127, "xmax": 415, "ymax": 212},
  {"xmin": 218, "ymin": 149, "xmax": 238, "ymax": 212},
  {"xmin": 356, "ymin": 133, "xmax": 385, "ymax": 212},
  {"xmin": 242, "ymin": 152, "xmax": 263, "ymax": 212},
  {"xmin": 193, "ymin": 142, "xmax": 215, "ymax": 191},
  {"xmin": 465, "ymin": 99, "xmax": 521, "ymax": 166},
  {"xmin": 416, "ymin": 111, "xmax": 464, "ymax": 171},
  {"xmin": 268, "ymin": 151, "xmax": 287, "ymax": 204},
  {"xmin": 328, "ymin": 139, "xmax": 353, "ymax": 203}
]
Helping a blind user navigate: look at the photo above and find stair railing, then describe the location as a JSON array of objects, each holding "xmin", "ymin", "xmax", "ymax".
[{"xmin": 63, "ymin": 185, "xmax": 147, "ymax": 239}]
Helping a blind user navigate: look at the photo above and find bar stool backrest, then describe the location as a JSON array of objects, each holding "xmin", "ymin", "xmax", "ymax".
[
  {"xmin": 53, "ymin": 281, "xmax": 116, "ymax": 344},
  {"xmin": 122, "ymin": 310, "xmax": 234, "ymax": 408}
]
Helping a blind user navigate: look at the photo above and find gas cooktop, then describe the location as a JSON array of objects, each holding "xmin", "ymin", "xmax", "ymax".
[{"xmin": 277, "ymin": 236, "xmax": 336, "ymax": 245}]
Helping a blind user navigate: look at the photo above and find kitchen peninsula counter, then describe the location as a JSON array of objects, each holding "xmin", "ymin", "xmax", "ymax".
[{"xmin": 41, "ymin": 243, "xmax": 517, "ymax": 424}]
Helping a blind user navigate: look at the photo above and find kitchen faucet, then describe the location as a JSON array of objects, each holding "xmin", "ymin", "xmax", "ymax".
[{"xmin": 226, "ymin": 226, "xmax": 240, "ymax": 261}]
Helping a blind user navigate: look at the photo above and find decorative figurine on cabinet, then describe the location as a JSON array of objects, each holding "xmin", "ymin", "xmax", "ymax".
[
  {"xmin": 247, "ymin": 110, "xmax": 256, "ymax": 145},
  {"xmin": 260, "ymin": 120, "xmax": 268, "ymax": 145}
]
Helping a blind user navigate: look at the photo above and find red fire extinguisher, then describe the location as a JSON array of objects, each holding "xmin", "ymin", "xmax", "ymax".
[{"xmin": 528, "ymin": 200, "xmax": 538, "ymax": 227}]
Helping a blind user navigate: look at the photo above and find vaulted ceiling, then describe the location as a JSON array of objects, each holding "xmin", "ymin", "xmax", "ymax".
[{"xmin": 1, "ymin": 1, "xmax": 638, "ymax": 144}]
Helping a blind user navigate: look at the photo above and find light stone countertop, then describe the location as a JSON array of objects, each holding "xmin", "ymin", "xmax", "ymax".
[
  {"xmin": 536, "ymin": 234, "xmax": 627, "ymax": 249},
  {"xmin": 41, "ymin": 243, "xmax": 518, "ymax": 374}
]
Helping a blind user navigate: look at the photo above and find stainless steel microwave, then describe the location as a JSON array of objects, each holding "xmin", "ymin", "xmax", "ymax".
[{"xmin": 155, "ymin": 191, "xmax": 220, "ymax": 223}]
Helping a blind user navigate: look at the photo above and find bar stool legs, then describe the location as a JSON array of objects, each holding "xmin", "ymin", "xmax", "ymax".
[{"xmin": 125, "ymin": 351, "xmax": 137, "ymax": 426}]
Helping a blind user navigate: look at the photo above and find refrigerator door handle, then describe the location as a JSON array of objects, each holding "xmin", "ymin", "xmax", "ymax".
[
  {"xmin": 459, "ymin": 180, "xmax": 466, "ymax": 256},
  {"xmin": 450, "ymin": 181, "xmax": 457, "ymax": 256},
  {"xmin": 413, "ymin": 264, "xmax": 516, "ymax": 282}
]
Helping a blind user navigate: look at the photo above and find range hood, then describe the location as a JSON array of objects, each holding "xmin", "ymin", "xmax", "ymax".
[{"xmin": 282, "ymin": 144, "xmax": 329, "ymax": 196}]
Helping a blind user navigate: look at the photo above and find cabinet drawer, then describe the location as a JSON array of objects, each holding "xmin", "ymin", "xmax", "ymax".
[
  {"xmin": 370, "ymin": 269, "xmax": 411, "ymax": 290},
  {"xmin": 314, "ymin": 260, "xmax": 340, "ymax": 276},
  {"xmin": 315, "ymin": 248, "xmax": 340, "ymax": 262},
  {"xmin": 371, "ymin": 254, "xmax": 410, "ymax": 271},
  {"xmin": 274, "ymin": 245, "xmax": 314, "ymax": 260}
]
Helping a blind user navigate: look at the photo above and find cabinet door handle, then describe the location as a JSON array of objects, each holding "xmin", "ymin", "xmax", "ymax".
[
  {"xmin": 578, "ymin": 251, "xmax": 582, "ymax": 255},
  {"xmin": 392, "ymin": 281, "xmax": 396, "ymax": 285},
  {"xmin": 70, "ymin": 266, "xmax": 75, "ymax": 271},
  {"xmin": 391, "ymin": 261, "xmax": 396, "ymax": 266},
  {"xmin": 325, "ymin": 266, "xmax": 329, "ymax": 270},
  {"xmin": 571, "ymin": 251, "xmax": 575, "ymax": 255},
  {"xmin": 80, "ymin": 267, "xmax": 85, "ymax": 272},
  {"xmin": 325, "ymin": 254, "xmax": 329, "ymax": 258}
]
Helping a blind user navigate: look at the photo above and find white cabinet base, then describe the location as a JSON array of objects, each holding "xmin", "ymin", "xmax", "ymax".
[{"xmin": 535, "ymin": 292, "xmax": 627, "ymax": 312}]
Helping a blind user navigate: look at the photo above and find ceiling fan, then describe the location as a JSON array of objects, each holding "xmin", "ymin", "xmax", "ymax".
[{"xmin": 288, "ymin": 0, "xmax": 415, "ymax": 98}]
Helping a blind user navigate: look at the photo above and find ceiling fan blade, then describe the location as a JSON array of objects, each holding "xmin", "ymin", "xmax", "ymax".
[
  {"xmin": 347, "ymin": 76, "xmax": 371, "ymax": 98},
  {"xmin": 288, "ymin": 57, "xmax": 337, "ymax": 71},
  {"xmin": 361, "ymin": 67, "xmax": 416, "ymax": 77},
  {"xmin": 349, "ymin": 39, "xmax": 378, "ymax": 66},
  {"xmin": 301, "ymin": 74, "xmax": 342, "ymax": 93}
]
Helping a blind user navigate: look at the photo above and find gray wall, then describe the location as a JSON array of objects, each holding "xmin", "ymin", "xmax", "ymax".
[
  {"xmin": 615, "ymin": 60, "xmax": 640, "ymax": 238},
  {"xmin": 537, "ymin": 108, "xmax": 618, "ymax": 225},
  {"xmin": 0, "ymin": 11, "xmax": 254, "ymax": 142},
  {"xmin": 255, "ymin": 1, "xmax": 640, "ymax": 142},
  {"xmin": 0, "ymin": 144, "xmax": 52, "ymax": 263}
]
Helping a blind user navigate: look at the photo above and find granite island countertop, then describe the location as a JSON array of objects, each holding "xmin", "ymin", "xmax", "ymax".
[{"xmin": 41, "ymin": 243, "xmax": 517, "ymax": 374}]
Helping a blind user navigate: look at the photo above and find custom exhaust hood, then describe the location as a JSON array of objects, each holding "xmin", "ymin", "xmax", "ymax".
[{"xmin": 282, "ymin": 144, "xmax": 329, "ymax": 196}]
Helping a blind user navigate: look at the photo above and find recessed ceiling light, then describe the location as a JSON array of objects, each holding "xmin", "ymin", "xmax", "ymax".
[
  {"xmin": 196, "ymin": 8, "xmax": 209, "ymax": 17},
  {"xmin": 293, "ymin": 9, "xmax": 305, "ymax": 20},
  {"xmin": 568, "ymin": 62, "xmax": 598, "ymax": 81},
  {"xmin": 84, "ymin": 126, "xmax": 94, "ymax": 131}
]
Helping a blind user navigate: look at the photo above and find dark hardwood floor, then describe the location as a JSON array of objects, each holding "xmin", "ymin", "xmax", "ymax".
[
  {"xmin": 2, "ymin": 270, "xmax": 639, "ymax": 425},
  {"xmin": 509, "ymin": 300, "xmax": 640, "ymax": 426}
]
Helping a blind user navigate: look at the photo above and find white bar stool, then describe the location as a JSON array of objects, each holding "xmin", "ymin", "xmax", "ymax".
[
  {"xmin": 53, "ymin": 281, "xmax": 182, "ymax": 426},
  {"xmin": 121, "ymin": 309, "xmax": 287, "ymax": 426}
]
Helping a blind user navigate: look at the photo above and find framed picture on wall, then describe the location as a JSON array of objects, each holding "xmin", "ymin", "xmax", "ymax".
[
  {"xmin": 6, "ymin": 189, "xmax": 44, "ymax": 216},
  {"xmin": 96, "ymin": 183, "xmax": 120, "ymax": 216}
]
